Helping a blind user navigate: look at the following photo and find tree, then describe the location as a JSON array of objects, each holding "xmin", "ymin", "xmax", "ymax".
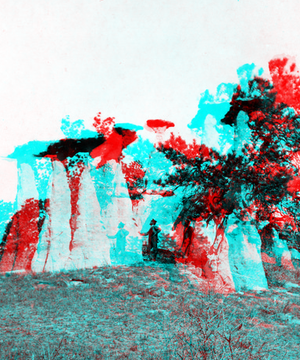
[
  {"xmin": 156, "ymin": 135, "xmax": 250, "ymax": 227},
  {"xmin": 157, "ymin": 59, "xmax": 300, "ymax": 243},
  {"xmin": 222, "ymin": 69, "xmax": 300, "ymax": 238}
]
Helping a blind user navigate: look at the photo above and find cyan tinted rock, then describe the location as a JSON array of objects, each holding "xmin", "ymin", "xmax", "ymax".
[
  {"xmin": 16, "ymin": 163, "xmax": 39, "ymax": 209},
  {"xmin": 291, "ymin": 248, "xmax": 300, "ymax": 261},
  {"xmin": 32, "ymin": 161, "xmax": 72, "ymax": 273},
  {"xmin": 66, "ymin": 164, "xmax": 111, "ymax": 270},
  {"xmin": 271, "ymin": 228, "xmax": 294, "ymax": 270},
  {"xmin": 225, "ymin": 213, "xmax": 268, "ymax": 292}
]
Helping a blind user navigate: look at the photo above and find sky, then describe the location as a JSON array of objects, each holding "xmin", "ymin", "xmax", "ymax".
[{"xmin": 1, "ymin": 0, "xmax": 300, "ymax": 202}]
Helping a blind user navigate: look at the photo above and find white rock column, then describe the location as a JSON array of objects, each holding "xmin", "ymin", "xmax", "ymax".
[
  {"xmin": 110, "ymin": 161, "xmax": 143, "ymax": 261},
  {"xmin": 272, "ymin": 228, "xmax": 294, "ymax": 270},
  {"xmin": 16, "ymin": 162, "xmax": 39, "ymax": 209},
  {"xmin": 182, "ymin": 219, "xmax": 235, "ymax": 294},
  {"xmin": 225, "ymin": 213, "xmax": 268, "ymax": 291},
  {"xmin": 32, "ymin": 161, "xmax": 72, "ymax": 273},
  {"xmin": 210, "ymin": 222, "xmax": 236, "ymax": 293},
  {"xmin": 65, "ymin": 165, "xmax": 111, "ymax": 270},
  {"xmin": 234, "ymin": 111, "xmax": 251, "ymax": 156}
]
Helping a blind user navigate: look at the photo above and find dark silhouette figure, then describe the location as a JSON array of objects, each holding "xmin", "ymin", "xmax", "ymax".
[
  {"xmin": 180, "ymin": 219, "xmax": 194, "ymax": 258},
  {"xmin": 140, "ymin": 219, "xmax": 161, "ymax": 261}
]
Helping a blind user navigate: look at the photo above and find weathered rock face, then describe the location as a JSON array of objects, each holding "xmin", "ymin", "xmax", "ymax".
[
  {"xmin": 177, "ymin": 219, "xmax": 235, "ymax": 294},
  {"xmin": 0, "ymin": 159, "xmax": 51, "ymax": 273},
  {"xmin": 16, "ymin": 163, "xmax": 39, "ymax": 209},
  {"xmin": 187, "ymin": 220, "xmax": 216, "ymax": 268},
  {"xmin": 32, "ymin": 161, "xmax": 72, "ymax": 273},
  {"xmin": 290, "ymin": 248, "xmax": 300, "ymax": 269},
  {"xmin": 3, "ymin": 154, "xmax": 145, "ymax": 272},
  {"xmin": 291, "ymin": 248, "xmax": 300, "ymax": 261},
  {"xmin": 183, "ymin": 214, "xmax": 268, "ymax": 293},
  {"xmin": 137, "ymin": 194, "xmax": 158, "ymax": 233},
  {"xmin": 31, "ymin": 158, "xmax": 52, "ymax": 202},
  {"xmin": 65, "ymin": 165, "xmax": 111, "ymax": 270},
  {"xmin": 212, "ymin": 222, "xmax": 236, "ymax": 293},
  {"xmin": 260, "ymin": 225, "xmax": 295, "ymax": 270},
  {"xmin": 271, "ymin": 228, "xmax": 294, "ymax": 270},
  {"xmin": 260, "ymin": 224, "xmax": 274, "ymax": 254},
  {"xmin": 0, "ymin": 160, "xmax": 46, "ymax": 273},
  {"xmin": 225, "ymin": 214, "xmax": 268, "ymax": 292}
]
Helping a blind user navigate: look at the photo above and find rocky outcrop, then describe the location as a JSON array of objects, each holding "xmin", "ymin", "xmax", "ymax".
[
  {"xmin": 16, "ymin": 163, "xmax": 39, "ymax": 209},
  {"xmin": 196, "ymin": 220, "xmax": 236, "ymax": 294},
  {"xmin": 1, "ymin": 129, "xmax": 145, "ymax": 273},
  {"xmin": 260, "ymin": 225, "xmax": 295, "ymax": 271},
  {"xmin": 272, "ymin": 229, "xmax": 294, "ymax": 270},
  {"xmin": 291, "ymin": 248, "xmax": 300, "ymax": 269},
  {"xmin": 176, "ymin": 214, "xmax": 268, "ymax": 293},
  {"xmin": 178, "ymin": 219, "xmax": 235, "ymax": 294},
  {"xmin": 4, "ymin": 154, "xmax": 144, "ymax": 273},
  {"xmin": 108, "ymin": 161, "xmax": 142, "ymax": 262},
  {"xmin": 0, "ymin": 158, "xmax": 50, "ymax": 273},
  {"xmin": 234, "ymin": 111, "xmax": 251, "ymax": 156}
]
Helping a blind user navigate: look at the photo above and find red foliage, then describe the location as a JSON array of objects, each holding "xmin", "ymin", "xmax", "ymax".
[
  {"xmin": 92, "ymin": 112, "xmax": 138, "ymax": 166},
  {"xmin": 90, "ymin": 129, "xmax": 137, "ymax": 168},
  {"xmin": 269, "ymin": 209, "xmax": 296, "ymax": 231},
  {"xmin": 0, "ymin": 199, "xmax": 42, "ymax": 272},
  {"xmin": 121, "ymin": 161, "xmax": 146, "ymax": 201},
  {"xmin": 269, "ymin": 57, "xmax": 300, "ymax": 113},
  {"xmin": 163, "ymin": 133, "xmax": 206, "ymax": 160},
  {"xmin": 287, "ymin": 176, "xmax": 300, "ymax": 194},
  {"xmin": 93, "ymin": 112, "xmax": 115, "ymax": 137},
  {"xmin": 121, "ymin": 161, "xmax": 145, "ymax": 188}
]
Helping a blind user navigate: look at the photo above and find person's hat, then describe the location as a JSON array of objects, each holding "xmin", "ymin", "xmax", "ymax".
[
  {"xmin": 118, "ymin": 222, "xmax": 125, "ymax": 228},
  {"xmin": 150, "ymin": 219, "xmax": 157, "ymax": 225}
]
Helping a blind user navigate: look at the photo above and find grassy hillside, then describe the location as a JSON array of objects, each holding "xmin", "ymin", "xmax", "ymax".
[{"xmin": 0, "ymin": 261, "xmax": 299, "ymax": 359}]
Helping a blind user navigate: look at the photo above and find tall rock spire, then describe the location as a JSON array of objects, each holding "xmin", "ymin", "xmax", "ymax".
[{"xmin": 32, "ymin": 161, "xmax": 72, "ymax": 273}]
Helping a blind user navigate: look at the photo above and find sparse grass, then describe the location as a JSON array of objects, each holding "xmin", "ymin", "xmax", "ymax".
[{"xmin": 0, "ymin": 261, "xmax": 299, "ymax": 359}]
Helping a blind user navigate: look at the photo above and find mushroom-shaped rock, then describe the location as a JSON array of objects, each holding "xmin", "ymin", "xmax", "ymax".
[
  {"xmin": 90, "ymin": 128, "xmax": 138, "ymax": 168},
  {"xmin": 114, "ymin": 123, "xmax": 143, "ymax": 132},
  {"xmin": 146, "ymin": 119, "xmax": 175, "ymax": 143}
]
